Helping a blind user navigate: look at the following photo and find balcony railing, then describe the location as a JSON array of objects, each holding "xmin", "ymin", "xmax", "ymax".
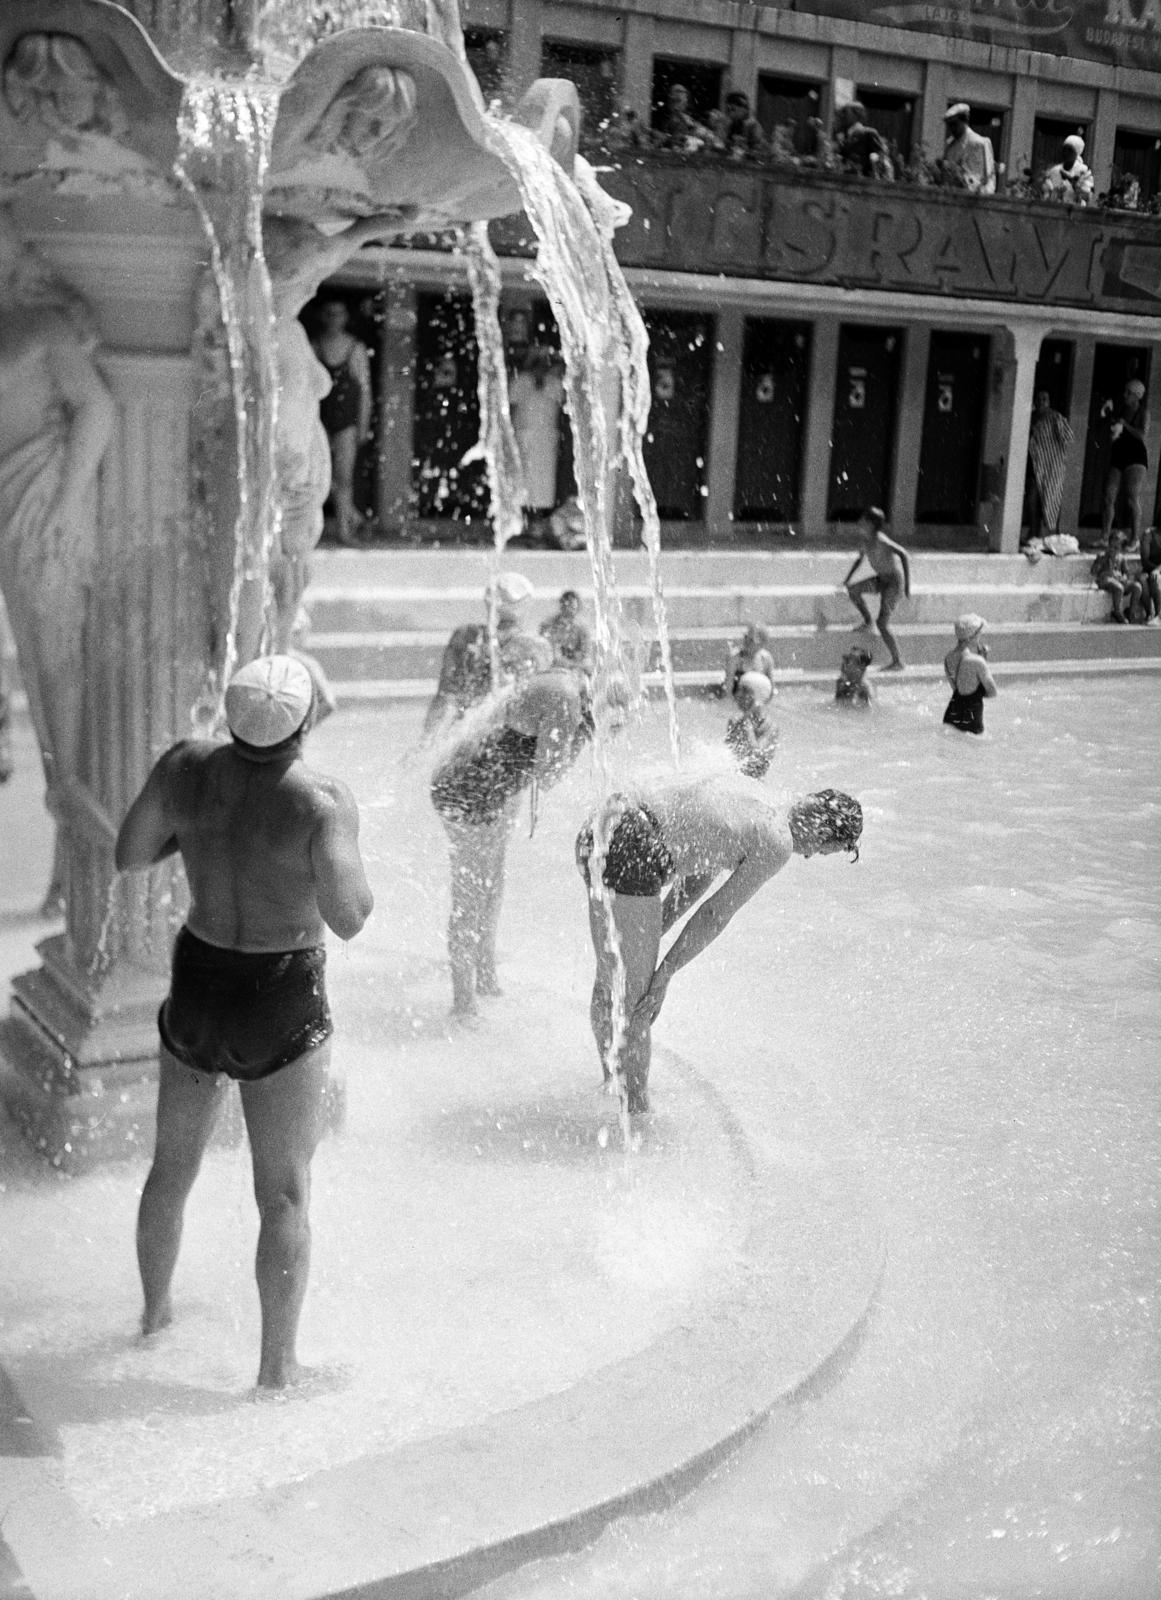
[{"xmin": 488, "ymin": 149, "xmax": 1161, "ymax": 318}]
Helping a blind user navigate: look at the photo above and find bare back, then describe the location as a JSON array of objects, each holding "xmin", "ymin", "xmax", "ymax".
[
  {"xmin": 648, "ymin": 776, "xmax": 792, "ymax": 881},
  {"xmin": 146, "ymin": 741, "xmax": 362, "ymax": 952}
]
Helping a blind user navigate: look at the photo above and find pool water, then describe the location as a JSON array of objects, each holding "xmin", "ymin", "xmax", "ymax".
[
  {"xmin": 434, "ymin": 672, "xmax": 1158, "ymax": 1600},
  {"xmin": 2, "ymin": 671, "xmax": 1157, "ymax": 1596}
]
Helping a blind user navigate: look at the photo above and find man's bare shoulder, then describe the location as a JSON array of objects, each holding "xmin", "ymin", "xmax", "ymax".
[{"xmin": 289, "ymin": 764, "xmax": 360, "ymax": 824}]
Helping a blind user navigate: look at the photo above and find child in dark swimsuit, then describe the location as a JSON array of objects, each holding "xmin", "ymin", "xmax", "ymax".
[
  {"xmin": 431, "ymin": 668, "xmax": 591, "ymax": 1017},
  {"xmin": 943, "ymin": 613, "xmax": 997, "ymax": 735}
]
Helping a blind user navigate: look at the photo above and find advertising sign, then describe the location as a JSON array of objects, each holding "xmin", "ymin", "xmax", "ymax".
[{"xmin": 797, "ymin": 2, "xmax": 1161, "ymax": 73}]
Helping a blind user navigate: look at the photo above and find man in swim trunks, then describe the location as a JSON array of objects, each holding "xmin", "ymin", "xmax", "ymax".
[
  {"xmin": 577, "ymin": 778, "xmax": 862, "ymax": 1116},
  {"xmin": 115, "ymin": 655, "xmax": 373, "ymax": 1390},
  {"xmin": 841, "ymin": 506, "xmax": 911, "ymax": 671}
]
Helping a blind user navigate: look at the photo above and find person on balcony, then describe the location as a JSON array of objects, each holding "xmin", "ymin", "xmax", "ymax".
[
  {"xmin": 833, "ymin": 102, "xmax": 893, "ymax": 180},
  {"xmin": 657, "ymin": 83, "xmax": 709, "ymax": 151},
  {"xmin": 940, "ymin": 103, "xmax": 996, "ymax": 194},
  {"xmin": 1041, "ymin": 135, "xmax": 1094, "ymax": 205},
  {"xmin": 711, "ymin": 91, "xmax": 767, "ymax": 159}
]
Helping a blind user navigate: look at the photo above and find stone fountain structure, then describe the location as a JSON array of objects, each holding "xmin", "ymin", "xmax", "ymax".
[{"xmin": 0, "ymin": 0, "xmax": 581, "ymax": 1166}]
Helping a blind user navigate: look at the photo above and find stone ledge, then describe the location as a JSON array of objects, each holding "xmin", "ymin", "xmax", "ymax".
[{"xmin": 0, "ymin": 1048, "xmax": 883, "ymax": 1600}]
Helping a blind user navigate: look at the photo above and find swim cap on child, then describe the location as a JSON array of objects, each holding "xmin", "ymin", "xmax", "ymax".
[
  {"xmin": 954, "ymin": 613, "xmax": 986, "ymax": 644},
  {"xmin": 225, "ymin": 654, "xmax": 313, "ymax": 747},
  {"xmin": 737, "ymin": 670, "xmax": 774, "ymax": 704},
  {"xmin": 486, "ymin": 571, "xmax": 534, "ymax": 607}
]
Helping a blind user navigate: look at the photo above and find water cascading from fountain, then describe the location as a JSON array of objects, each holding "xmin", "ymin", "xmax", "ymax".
[
  {"xmin": 174, "ymin": 76, "xmax": 283, "ymax": 726},
  {"xmin": 481, "ymin": 121, "xmax": 685, "ymax": 1146},
  {"xmin": 461, "ymin": 222, "xmax": 526, "ymax": 692}
]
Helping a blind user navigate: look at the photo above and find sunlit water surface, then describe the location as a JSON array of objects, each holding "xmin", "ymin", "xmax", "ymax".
[{"xmin": 1, "ymin": 675, "xmax": 1157, "ymax": 1596}]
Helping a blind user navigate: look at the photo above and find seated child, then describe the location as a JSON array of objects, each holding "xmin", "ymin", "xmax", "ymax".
[
  {"xmin": 721, "ymin": 622, "xmax": 776, "ymax": 698},
  {"xmin": 834, "ymin": 643, "xmax": 874, "ymax": 705},
  {"xmin": 1092, "ymin": 531, "xmax": 1144, "ymax": 623},
  {"xmin": 725, "ymin": 671, "xmax": 779, "ymax": 779}
]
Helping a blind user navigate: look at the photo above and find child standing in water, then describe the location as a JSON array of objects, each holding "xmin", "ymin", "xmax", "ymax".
[
  {"xmin": 943, "ymin": 613, "xmax": 997, "ymax": 735},
  {"xmin": 841, "ymin": 506, "xmax": 912, "ymax": 671},
  {"xmin": 725, "ymin": 671, "xmax": 779, "ymax": 778},
  {"xmin": 834, "ymin": 643, "xmax": 874, "ymax": 706}
]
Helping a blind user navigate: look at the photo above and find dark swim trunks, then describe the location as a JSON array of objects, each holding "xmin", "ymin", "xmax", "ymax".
[
  {"xmin": 159, "ymin": 926, "xmax": 332, "ymax": 1082},
  {"xmin": 576, "ymin": 799, "xmax": 676, "ymax": 897}
]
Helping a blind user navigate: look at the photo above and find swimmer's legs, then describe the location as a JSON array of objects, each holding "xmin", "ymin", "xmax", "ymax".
[
  {"xmin": 475, "ymin": 820, "xmax": 511, "ymax": 996},
  {"xmin": 845, "ymin": 576, "xmax": 876, "ymax": 628},
  {"xmin": 137, "ymin": 1050, "xmax": 225, "ymax": 1335},
  {"xmin": 876, "ymin": 586, "xmax": 904, "ymax": 669},
  {"xmin": 241, "ymin": 1041, "xmax": 329, "ymax": 1390},
  {"xmin": 587, "ymin": 890, "xmax": 662, "ymax": 1115}
]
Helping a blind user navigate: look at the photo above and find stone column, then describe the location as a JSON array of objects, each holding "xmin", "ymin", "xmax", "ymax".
[
  {"xmin": 0, "ymin": 352, "xmax": 208, "ymax": 1168},
  {"xmin": 375, "ymin": 281, "xmax": 418, "ymax": 534},
  {"xmin": 992, "ymin": 324, "xmax": 1047, "ymax": 553},
  {"xmin": 799, "ymin": 316, "xmax": 840, "ymax": 540},
  {"xmin": 890, "ymin": 325, "xmax": 930, "ymax": 544},
  {"xmin": 703, "ymin": 305, "xmax": 744, "ymax": 542}
]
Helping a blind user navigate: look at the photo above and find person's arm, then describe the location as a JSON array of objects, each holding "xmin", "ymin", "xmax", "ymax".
[
  {"xmin": 350, "ymin": 341, "xmax": 373, "ymax": 441},
  {"xmin": 1124, "ymin": 407, "xmax": 1149, "ymax": 443},
  {"xmin": 638, "ymin": 849, "xmax": 784, "ymax": 1021},
  {"xmin": 882, "ymin": 535, "xmax": 911, "ymax": 595},
  {"xmin": 972, "ymin": 653, "xmax": 998, "ymax": 698},
  {"xmin": 661, "ymin": 871, "xmax": 717, "ymax": 933},
  {"xmin": 115, "ymin": 752, "xmax": 179, "ymax": 871},
  {"xmin": 420, "ymin": 631, "xmax": 467, "ymax": 739},
  {"xmin": 310, "ymin": 781, "xmax": 374, "ymax": 940}
]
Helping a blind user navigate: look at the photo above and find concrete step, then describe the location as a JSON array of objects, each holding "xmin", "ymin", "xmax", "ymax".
[
  {"xmin": 308, "ymin": 548, "xmax": 1103, "ymax": 591},
  {"xmin": 306, "ymin": 582, "xmax": 1111, "ymax": 634},
  {"xmin": 307, "ymin": 618, "xmax": 1161, "ymax": 690}
]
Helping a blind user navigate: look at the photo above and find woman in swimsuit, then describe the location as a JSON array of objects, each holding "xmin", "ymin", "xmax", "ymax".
[
  {"xmin": 943, "ymin": 613, "xmax": 997, "ymax": 736},
  {"xmin": 313, "ymin": 298, "xmax": 372, "ymax": 546},
  {"xmin": 431, "ymin": 667, "xmax": 591, "ymax": 1017}
]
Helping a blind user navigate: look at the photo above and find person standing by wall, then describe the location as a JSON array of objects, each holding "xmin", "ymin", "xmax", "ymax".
[
  {"xmin": 1101, "ymin": 378, "xmax": 1150, "ymax": 552},
  {"xmin": 509, "ymin": 345, "xmax": 566, "ymax": 534},
  {"xmin": 312, "ymin": 297, "xmax": 373, "ymax": 547},
  {"xmin": 1026, "ymin": 389, "xmax": 1074, "ymax": 541}
]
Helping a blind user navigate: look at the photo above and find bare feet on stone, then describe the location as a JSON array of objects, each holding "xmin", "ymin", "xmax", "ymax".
[
  {"xmin": 252, "ymin": 1363, "xmax": 350, "ymax": 1400},
  {"xmin": 139, "ymin": 1302, "xmax": 174, "ymax": 1341}
]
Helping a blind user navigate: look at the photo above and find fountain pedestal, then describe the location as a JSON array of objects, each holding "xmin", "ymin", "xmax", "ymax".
[{"xmin": 0, "ymin": 0, "xmax": 581, "ymax": 1168}]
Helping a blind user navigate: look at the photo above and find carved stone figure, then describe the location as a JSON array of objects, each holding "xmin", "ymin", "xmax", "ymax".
[
  {"xmin": 3, "ymin": 30, "xmax": 129, "ymax": 138},
  {"xmin": 263, "ymin": 210, "xmax": 413, "ymax": 649},
  {"xmin": 0, "ymin": 209, "xmax": 117, "ymax": 876}
]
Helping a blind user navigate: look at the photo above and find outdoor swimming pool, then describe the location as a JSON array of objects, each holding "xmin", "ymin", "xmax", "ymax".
[{"xmin": 1, "ymin": 669, "xmax": 1156, "ymax": 1597}]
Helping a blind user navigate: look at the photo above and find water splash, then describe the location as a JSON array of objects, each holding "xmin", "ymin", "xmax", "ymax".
[
  {"xmin": 482, "ymin": 124, "xmax": 683, "ymax": 1150},
  {"xmin": 460, "ymin": 223, "xmax": 525, "ymax": 691},
  {"xmin": 175, "ymin": 77, "xmax": 282, "ymax": 728}
]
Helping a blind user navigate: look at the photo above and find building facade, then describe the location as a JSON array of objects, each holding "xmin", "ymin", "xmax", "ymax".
[{"xmin": 320, "ymin": 0, "xmax": 1161, "ymax": 551}]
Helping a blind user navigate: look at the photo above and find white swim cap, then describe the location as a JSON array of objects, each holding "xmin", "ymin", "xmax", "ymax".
[
  {"xmin": 1063, "ymin": 133, "xmax": 1085, "ymax": 155},
  {"xmin": 737, "ymin": 671, "xmax": 774, "ymax": 704},
  {"xmin": 954, "ymin": 613, "xmax": 986, "ymax": 644},
  {"xmin": 487, "ymin": 571, "xmax": 534, "ymax": 607},
  {"xmin": 225, "ymin": 654, "xmax": 313, "ymax": 747}
]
